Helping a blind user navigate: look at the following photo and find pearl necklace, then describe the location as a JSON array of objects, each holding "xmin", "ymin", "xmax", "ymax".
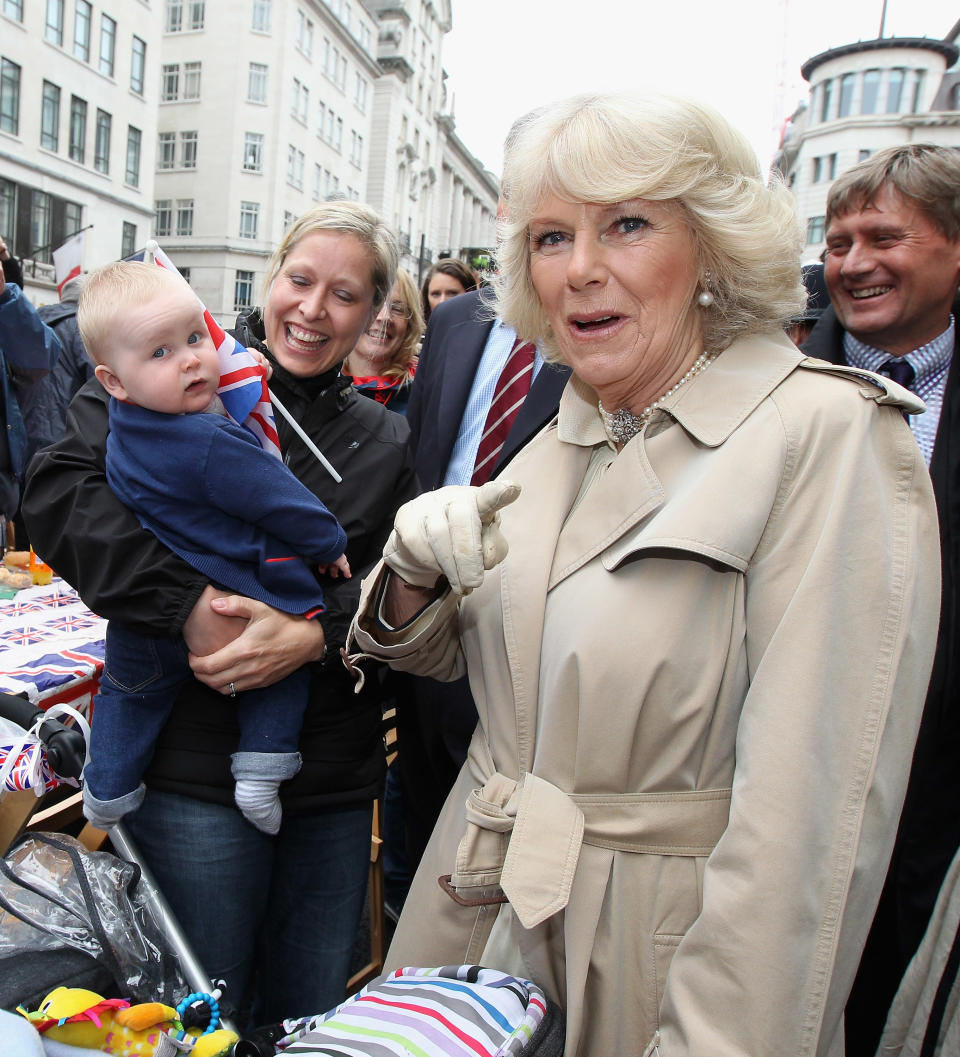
[{"xmin": 598, "ymin": 350, "xmax": 715, "ymax": 446}]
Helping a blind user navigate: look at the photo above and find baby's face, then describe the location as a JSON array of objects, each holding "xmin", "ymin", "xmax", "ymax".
[{"xmin": 97, "ymin": 284, "xmax": 221, "ymax": 414}]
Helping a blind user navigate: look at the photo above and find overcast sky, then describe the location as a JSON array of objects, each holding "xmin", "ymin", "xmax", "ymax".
[{"xmin": 441, "ymin": 0, "xmax": 957, "ymax": 180}]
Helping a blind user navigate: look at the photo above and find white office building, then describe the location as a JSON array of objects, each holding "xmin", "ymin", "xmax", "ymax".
[{"xmin": 1, "ymin": 0, "xmax": 498, "ymax": 317}]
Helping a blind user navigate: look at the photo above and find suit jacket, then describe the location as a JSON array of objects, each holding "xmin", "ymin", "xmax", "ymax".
[
  {"xmin": 406, "ymin": 289, "xmax": 571, "ymax": 489},
  {"xmin": 805, "ymin": 300, "xmax": 960, "ymax": 1054}
]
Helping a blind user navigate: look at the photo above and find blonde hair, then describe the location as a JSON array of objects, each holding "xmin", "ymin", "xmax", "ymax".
[
  {"xmin": 262, "ymin": 201, "xmax": 398, "ymax": 313},
  {"xmin": 77, "ymin": 261, "xmax": 185, "ymax": 365},
  {"xmin": 344, "ymin": 268, "xmax": 424, "ymax": 382},
  {"xmin": 494, "ymin": 92, "xmax": 806, "ymax": 359}
]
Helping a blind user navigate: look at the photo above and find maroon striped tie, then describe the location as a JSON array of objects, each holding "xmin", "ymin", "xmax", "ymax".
[{"xmin": 471, "ymin": 339, "xmax": 536, "ymax": 486}]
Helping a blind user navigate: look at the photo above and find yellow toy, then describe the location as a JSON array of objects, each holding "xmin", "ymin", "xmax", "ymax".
[{"xmin": 18, "ymin": 986, "xmax": 239, "ymax": 1056}]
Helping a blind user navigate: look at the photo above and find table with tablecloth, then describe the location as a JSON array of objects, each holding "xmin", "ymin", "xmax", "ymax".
[{"xmin": 0, "ymin": 577, "xmax": 106, "ymax": 712}]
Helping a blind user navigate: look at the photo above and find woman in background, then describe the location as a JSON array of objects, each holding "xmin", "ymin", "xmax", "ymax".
[
  {"xmin": 343, "ymin": 267, "xmax": 423, "ymax": 415},
  {"xmin": 420, "ymin": 257, "xmax": 477, "ymax": 323}
]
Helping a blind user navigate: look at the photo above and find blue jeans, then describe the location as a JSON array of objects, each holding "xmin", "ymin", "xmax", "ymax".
[
  {"xmin": 124, "ymin": 788, "xmax": 372, "ymax": 1026},
  {"xmin": 87, "ymin": 624, "xmax": 308, "ymax": 803}
]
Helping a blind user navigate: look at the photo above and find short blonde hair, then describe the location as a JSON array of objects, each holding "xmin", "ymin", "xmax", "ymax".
[
  {"xmin": 77, "ymin": 261, "xmax": 184, "ymax": 365},
  {"xmin": 262, "ymin": 202, "xmax": 398, "ymax": 313},
  {"xmin": 494, "ymin": 92, "xmax": 806, "ymax": 359},
  {"xmin": 344, "ymin": 268, "xmax": 424, "ymax": 382}
]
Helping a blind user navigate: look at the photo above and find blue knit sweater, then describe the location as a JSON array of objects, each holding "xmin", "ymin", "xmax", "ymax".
[{"xmin": 105, "ymin": 400, "xmax": 346, "ymax": 615}]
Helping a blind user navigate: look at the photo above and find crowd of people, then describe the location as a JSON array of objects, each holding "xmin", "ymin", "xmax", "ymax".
[{"xmin": 2, "ymin": 88, "xmax": 958, "ymax": 1056}]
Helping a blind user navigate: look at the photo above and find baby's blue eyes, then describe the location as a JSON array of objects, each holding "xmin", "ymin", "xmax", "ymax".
[
  {"xmin": 188, "ymin": 332, "xmax": 200, "ymax": 344},
  {"xmin": 152, "ymin": 347, "xmax": 168, "ymax": 359}
]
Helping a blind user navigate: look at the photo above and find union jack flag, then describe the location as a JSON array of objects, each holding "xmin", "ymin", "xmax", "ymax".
[
  {"xmin": 49, "ymin": 614, "xmax": 99, "ymax": 633},
  {"xmin": 144, "ymin": 242, "xmax": 282, "ymax": 458},
  {"xmin": 2, "ymin": 627, "xmax": 48, "ymax": 647}
]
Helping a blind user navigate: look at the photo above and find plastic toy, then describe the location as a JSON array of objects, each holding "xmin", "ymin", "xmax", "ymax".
[{"xmin": 17, "ymin": 986, "xmax": 238, "ymax": 1056}]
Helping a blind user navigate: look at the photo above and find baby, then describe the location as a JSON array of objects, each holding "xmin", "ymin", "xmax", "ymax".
[{"xmin": 78, "ymin": 261, "xmax": 349, "ymax": 834}]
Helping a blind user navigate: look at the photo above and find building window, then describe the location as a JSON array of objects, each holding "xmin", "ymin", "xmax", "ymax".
[
  {"xmin": 131, "ymin": 37, "xmax": 146, "ymax": 94},
  {"xmin": 31, "ymin": 190, "xmax": 52, "ymax": 261},
  {"xmin": 827, "ymin": 153, "xmax": 837, "ymax": 180},
  {"xmin": 158, "ymin": 130, "xmax": 176, "ymax": 169},
  {"xmin": 235, "ymin": 269, "xmax": 254, "ymax": 310},
  {"xmin": 248, "ymin": 62, "xmax": 267, "ymax": 103},
  {"xmin": 353, "ymin": 73, "xmax": 367, "ymax": 112},
  {"xmin": 912, "ymin": 69, "xmax": 926, "ymax": 113},
  {"xmin": 251, "ymin": 0, "xmax": 270, "ymax": 32},
  {"xmin": 65, "ymin": 200, "xmax": 81, "ymax": 235},
  {"xmin": 243, "ymin": 131, "xmax": 263, "ymax": 171},
  {"xmin": 98, "ymin": 14, "xmax": 116, "ymax": 76},
  {"xmin": 0, "ymin": 57, "xmax": 19, "ymax": 134},
  {"xmin": 806, "ymin": 215, "xmax": 825, "ymax": 245},
  {"xmin": 125, "ymin": 125, "xmax": 141, "ymax": 186},
  {"xmin": 296, "ymin": 11, "xmax": 313, "ymax": 57},
  {"xmin": 819, "ymin": 78, "xmax": 832, "ymax": 122},
  {"xmin": 155, "ymin": 198, "xmax": 172, "ymax": 237},
  {"xmin": 180, "ymin": 130, "xmax": 197, "ymax": 168},
  {"xmin": 94, "ymin": 109, "xmax": 110, "ymax": 172},
  {"xmin": 287, "ymin": 144, "xmax": 304, "ymax": 189},
  {"xmin": 887, "ymin": 68, "xmax": 905, "ymax": 113},
  {"xmin": 838, "ymin": 73, "xmax": 855, "ymax": 118},
  {"xmin": 283, "ymin": 210, "xmax": 296, "ymax": 231},
  {"xmin": 184, "ymin": 61, "xmax": 201, "ymax": 100},
  {"xmin": 861, "ymin": 69, "xmax": 880, "ymax": 114},
  {"xmin": 292, "ymin": 77, "xmax": 308, "ymax": 122},
  {"xmin": 121, "ymin": 221, "xmax": 136, "ymax": 259},
  {"xmin": 176, "ymin": 198, "xmax": 193, "ymax": 236},
  {"xmin": 239, "ymin": 200, "xmax": 259, "ymax": 239},
  {"xmin": 334, "ymin": 116, "xmax": 343, "ymax": 152},
  {"xmin": 41, "ymin": 81, "xmax": 60, "ymax": 151},
  {"xmin": 179, "ymin": 266, "xmax": 190, "ymax": 284},
  {"xmin": 167, "ymin": 0, "xmax": 204, "ymax": 31},
  {"xmin": 162, "ymin": 63, "xmax": 179, "ymax": 101},
  {"xmin": 73, "ymin": 0, "xmax": 91, "ymax": 62},
  {"xmin": 349, "ymin": 129, "xmax": 362, "ymax": 167},
  {"xmin": 0, "ymin": 179, "xmax": 15, "ymax": 252},
  {"xmin": 45, "ymin": 0, "xmax": 63, "ymax": 45},
  {"xmin": 313, "ymin": 163, "xmax": 321, "ymax": 201},
  {"xmin": 69, "ymin": 95, "xmax": 86, "ymax": 163},
  {"xmin": 3, "ymin": 0, "xmax": 23, "ymax": 21},
  {"xmin": 858, "ymin": 148, "xmax": 871, "ymax": 162}
]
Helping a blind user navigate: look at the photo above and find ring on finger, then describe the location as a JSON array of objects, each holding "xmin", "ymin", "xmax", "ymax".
[{"xmin": 228, "ymin": 681, "xmax": 237, "ymax": 697}]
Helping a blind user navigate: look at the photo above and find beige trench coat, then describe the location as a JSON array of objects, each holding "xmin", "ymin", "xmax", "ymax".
[{"xmin": 349, "ymin": 331, "xmax": 941, "ymax": 1057}]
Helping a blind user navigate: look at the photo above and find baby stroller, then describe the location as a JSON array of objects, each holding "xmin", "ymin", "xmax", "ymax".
[{"xmin": 0, "ymin": 692, "xmax": 565, "ymax": 1056}]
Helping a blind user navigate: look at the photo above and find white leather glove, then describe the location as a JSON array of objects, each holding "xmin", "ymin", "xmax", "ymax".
[{"xmin": 382, "ymin": 480, "xmax": 521, "ymax": 596}]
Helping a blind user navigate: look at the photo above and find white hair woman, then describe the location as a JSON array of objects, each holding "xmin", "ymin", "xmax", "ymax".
[
  {"xmin": 23, "ymin": 201, "xmax": 418, "ymax": 1025},
  {"xmin": 348, "ymin": 93, "xmax": 940, "ymax": 1055}
]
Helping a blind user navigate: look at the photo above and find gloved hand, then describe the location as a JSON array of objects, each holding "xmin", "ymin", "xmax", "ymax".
[{"xmin": 382, "ymin": 480, "xmax": 521, "ymax": 596}]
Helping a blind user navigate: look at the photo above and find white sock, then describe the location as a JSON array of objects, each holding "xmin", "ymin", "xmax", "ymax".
[{"xmin": 234, "ymin": 778, "xmax": 282, "ymax": 835}]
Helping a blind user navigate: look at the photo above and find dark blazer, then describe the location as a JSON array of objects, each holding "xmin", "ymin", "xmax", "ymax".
[
  {"xmin": 407, "ymin": 289, "xmax": 571, "ymax": 489},
  {"xmin": 805, "ymin": 300, "xmax": 960, "ymax": 1057},
  {"xmin": 395, "ymin": 289, "xmax": 570, "ymax": 874}
]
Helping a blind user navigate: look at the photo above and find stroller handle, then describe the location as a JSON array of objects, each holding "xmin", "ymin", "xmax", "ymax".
[{"xmin": 0, "ymin": 691, "xmax": 87, "ymax": 779}]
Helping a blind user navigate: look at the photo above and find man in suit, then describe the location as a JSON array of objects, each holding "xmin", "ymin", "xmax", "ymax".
[
  {"xmin": 393, "ymin": 285, "xmax": 570, "ymax": 889},
  {"xmin": 802, "ymin": 143, "xmax": 960, "ymax": 1057}
]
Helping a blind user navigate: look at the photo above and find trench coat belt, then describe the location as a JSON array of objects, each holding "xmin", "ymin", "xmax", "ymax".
[{"xmin": 447, "ymin": 770, "xmax": 732, "ymax": 930}]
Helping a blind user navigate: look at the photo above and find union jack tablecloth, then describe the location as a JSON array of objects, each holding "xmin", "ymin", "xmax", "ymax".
[{"xmin": 0, "ymin": 578, "xmax": 106, "ymax": 706}]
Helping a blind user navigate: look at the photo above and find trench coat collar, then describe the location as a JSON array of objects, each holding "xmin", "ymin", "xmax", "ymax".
[{"xmin": 557, "ymin": 330, "xmax": 806, "ymax": 451}]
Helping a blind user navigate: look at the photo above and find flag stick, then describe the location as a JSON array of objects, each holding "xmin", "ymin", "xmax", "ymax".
[{"xmin": 270, "ymin": 391, "xmax": 342, "ymax": 483}]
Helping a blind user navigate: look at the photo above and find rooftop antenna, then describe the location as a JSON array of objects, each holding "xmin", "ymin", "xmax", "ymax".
[{"xmin": 879, "ymin": 0, "xmax": 888, "ymax": 38}]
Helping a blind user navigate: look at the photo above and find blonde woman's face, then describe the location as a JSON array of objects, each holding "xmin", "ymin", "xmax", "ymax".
[
  {"xmin": 352, "ymin": 282, "xmax": 409, "ymax": 367},
  {"xmin": 528, "ymin": 194, "xmax": 703, "ymax": 412},
  {"xmin": 263, "ymin": 231, "xmax": 376, "ymax": 377}
]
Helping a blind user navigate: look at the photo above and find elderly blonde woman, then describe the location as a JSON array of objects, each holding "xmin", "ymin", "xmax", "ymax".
[
  {"xmin": 23, "ymin": 202, "xmax": 418, "ymax": 1024},
  {"xmin": 343, "ymin": 267, "xmax": 423, "ymax": 415},
  {"xmin": 348, "ymin": 94, "xmax": 942, "ymax": 1055}
]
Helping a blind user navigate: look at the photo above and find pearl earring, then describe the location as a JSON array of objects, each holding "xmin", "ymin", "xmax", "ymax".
[{"xmin": 698, "ymin": 288, "xmax": 714, "ymax": 308}]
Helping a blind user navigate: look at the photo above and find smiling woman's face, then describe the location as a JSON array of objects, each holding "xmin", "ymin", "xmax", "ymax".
[
  {"xmin": 263, "ymin": 230, "xmax": 376, "ymax": 377},
  {"xmin": 528, "ymin": 193, "xmax": 704, "ymax": 412}
]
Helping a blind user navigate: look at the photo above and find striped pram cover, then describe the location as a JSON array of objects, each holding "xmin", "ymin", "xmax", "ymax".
[{"xmin": 272, "ymin": 965, "xmax": 565, "ymax": 1056}]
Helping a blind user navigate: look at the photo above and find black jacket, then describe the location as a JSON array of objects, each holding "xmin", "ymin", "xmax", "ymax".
[
  {"xmin": 35, "ymin": 300, "xmax": 95, "ymax": 449},
  {"xmin": 22, "ymin": 308, "xmax": 418, "ymax": 811}
]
